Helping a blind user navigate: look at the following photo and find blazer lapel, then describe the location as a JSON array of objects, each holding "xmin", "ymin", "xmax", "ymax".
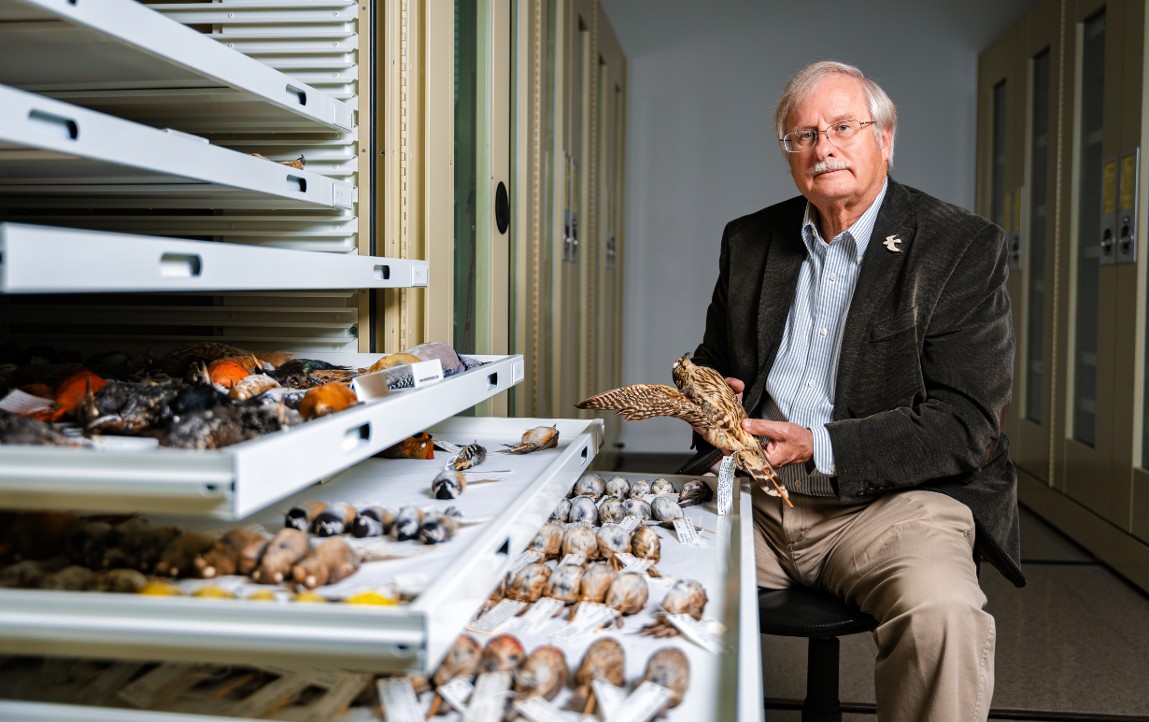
[
  {"xmin": 744, "ymin": 210, "xmax": 805, "ymax": 415},
  {"xmin": 835, "ymin": 179, "xmax": 915, "ymax": 397}
]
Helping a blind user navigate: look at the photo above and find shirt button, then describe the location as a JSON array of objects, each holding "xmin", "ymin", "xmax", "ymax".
[
  {"xmin": 828, "ymin": 273, "xmax": 838, "ymax": 282},
  {"xmin": 807, "ymin": 380, "xmax": 815, "ymax": 389},
  {"xmin": 831, "ymin": 464, "xmax": 837, "ymax": 474},
  {"xmin": 819, "ymin": 327, "xmax": 827, "ymax": 336}
]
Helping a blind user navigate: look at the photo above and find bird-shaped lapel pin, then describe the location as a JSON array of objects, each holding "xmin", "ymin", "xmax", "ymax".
[
  {"xmin": 575, "ymin": 353, "xmax": 793, "ymax": 506},
  {"xmin": 882, "ymin": 234, "xmax": 903, "ymax": 252}
]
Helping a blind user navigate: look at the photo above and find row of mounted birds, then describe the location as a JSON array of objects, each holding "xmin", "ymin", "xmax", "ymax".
[{"xmin": 0, "ymin": 340, "xmax": 482, "ymax": 450}]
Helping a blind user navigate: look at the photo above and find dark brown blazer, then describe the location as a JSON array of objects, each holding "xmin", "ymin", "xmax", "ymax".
[{"xmin": 687, "ymin": 178, "xmax": 1025, "ymax": 587}]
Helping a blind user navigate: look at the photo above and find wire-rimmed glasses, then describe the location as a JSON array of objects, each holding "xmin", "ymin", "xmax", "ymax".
[{"xmin": 780, "ymin": 120, "xmax": 875, "ymax": 152}]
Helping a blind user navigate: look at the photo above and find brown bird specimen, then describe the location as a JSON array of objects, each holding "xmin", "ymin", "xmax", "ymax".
[
  {"xmin": 424, "ymin": 634, "xmax": 483, "ymax": 716},
  {"xmin": 641, "ymin": 647, "xmax": 691, "ymax": 710},
  {"xmin": 528, "ymin": 520, "xmax": 566, "ymax": 560},
  {"xmin": 297, "ymin": 381, "xmax": 358, "ymax": 421},
  {"xmin": 291, "ymin": 537, "xmax": 359, "ymax": 589},
  {"xmin": 545, "ymin": 563, "xmax": 585, "ymax": 604},
  {"xmin": 506, "ymin": 562, "xmax": 553, "ymax": 603},
  {"xmin": 641, "ymin": 578, "xmax": 708, "ymax": 637},
  {"xmin": 605, "ymin": 572, "xmax": 649, "ymax": 617},
  {"xmin": 194, "ymin": 527, "xmax": 270, "ymax": 578},
  {"xmin": 596, "ymin": 523, "xmax": 633, "ymax": 571},
  {"xmin": 561, "ymin": 524, "xmax": 600, "ymax": 562},
  {"xmin": 573, "ymin": 637, "xmax": 626, "ymax": 716},
  {"xmin": 514, "ymin": 645, "xmax": 569, "ymax": 703},
  {"xmin": 678, "ymin": 479, "xmax": 714, "ymax": 507},
  {"xmin": 630, "ymin": 525, "xmax": 662, "ymax": 572},
  {"xmin": 478, "ymin": 633, "xmax": 527, "ymax": 674},
  {"xmin": 575, "ymin": 353, "xmax": 792, "ymax": 506},
  {"xmin": 252, "ymin": 527, "xmax": 310, "ymax": 584},
  {"xmin": 577, "ymin": 563, "xmax": 618, "ymax": 605},
  {"xmin": 501, "ymin": 424, "xmax": 559, "ymax": 454},
  {"xmin": 154, "ymin": 531, "xmax": 216, "ymax": 578}
]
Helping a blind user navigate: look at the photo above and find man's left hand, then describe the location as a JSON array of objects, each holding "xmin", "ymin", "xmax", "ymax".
[{"xmin": 741, "ymin": 418, "xmax": 814, "ymax": 468}]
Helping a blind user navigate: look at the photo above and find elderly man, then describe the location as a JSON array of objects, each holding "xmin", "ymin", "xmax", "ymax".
[{"xmin": 683, "ymin": 60, "xmax": 1025, "ymax": 720}]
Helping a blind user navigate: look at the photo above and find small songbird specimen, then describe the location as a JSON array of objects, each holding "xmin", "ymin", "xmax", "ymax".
[
  {"xmin": 631, "ymin": 525, "xmax": 662, "ymax": 567},
  {"xmin": 641, "ymin": 578, "xmax": 708, "ymax": 637},
  {"xmin": 545, "ymin": 563, "xmax": 585, "ymax": 604},
  {"xmin": 604, "ymin": 476, "xmax": 631, "ymax": 498},
  {"xmin": 605, "ymin": 572, "xmax": 649, "ymax": 617},
  {"xmin": 425, "ymin": 634, "xmax": 483, "ymax": 717},
  {"xmin": 501, "ymin": 424, "xmax": 559, "ymax": 454},
  {"xmin": 641, "ymin": 647, "xmax": 691, "ymax": 709},
  {"xmin": 571, "ymin": 473, "xmax": 606, "ymax": 501},
  {"xmin": 561, "ymin": 524, "xmax": 601, "ymax": 561},
  {"xmin": 567, "ymin": 496, "xmax": 599, "ymax": 526},
  {"xmin": 527, "ymin": 520, "xmax": 566, "ymax": 560},
  {"xmin": 598, "ymin": 495, "xmax": 626, "ymax": 524},
  {"xmin": 506, "ymin": 562, "xmax": 552, "ymax": 603},
  {"xmin": 573, "ymin": 637, "xmax": 626, "ymax": 715},
  {"xmin": 578, "ymin": 563, "xmax": 618, "ymax": 604},
  {"xmin": 514, "ymin": 645, "xmax": 569, "ymax": 703},
  {"xmin": 678, "ymin": 479, "xmax": 714, "ymax": 507},
  {"xmin": 575, "ymin": 353, "xmax": 792, "ymax": 506},
  {"xmin": 297, "ymin": 381, "xmax": 358, "ymax": 421},
  {"xmin": 478, "ymin": 633, "xmax": 526, "ymax": 673},
  {"xmin": 650, "ymin": 478, "xmax": 675, "ymax": 496}
]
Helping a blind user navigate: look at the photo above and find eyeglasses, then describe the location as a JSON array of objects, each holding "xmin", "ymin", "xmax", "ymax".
[{"xmin": 780, "ymin": 120, "xmax": 876, "ymax": 153}]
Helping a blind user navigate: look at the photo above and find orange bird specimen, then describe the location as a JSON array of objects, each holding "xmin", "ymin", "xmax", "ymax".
[
  {"xmin": 32, "ymin": 369, "xmax": 106, "ymax": 422},
  {"xmin": 297, "ymin": 382, "xmax": 358, "ymax": 421}
]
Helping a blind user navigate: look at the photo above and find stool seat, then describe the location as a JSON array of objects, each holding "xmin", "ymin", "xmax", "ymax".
[
  {"xmin": 758, "ymin": 585, "xmax": 878, "ymax": 637},
  {"xmin": 759, "ymin": 586, "xmax": 878, "ymax": 722}
]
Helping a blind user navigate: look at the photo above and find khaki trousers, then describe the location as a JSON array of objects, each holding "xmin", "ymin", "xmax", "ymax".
[{"xmin": 752, "ymin": 487, "xmax": 994, "ymax": 722}]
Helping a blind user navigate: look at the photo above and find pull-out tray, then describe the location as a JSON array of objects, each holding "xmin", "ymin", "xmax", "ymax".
[
  {"xmin": 0, "ymin": 84, "xmax": 354, "ymax": 209},
  {"xmin": 0, "ymin": 0, "xmax": 354, "ymax": 133},
  {"xmin": 0, "ymin": 355, "xmax": 523, "ymax": 519},
  {"xmin": 0, "ymin": 222, "xmax": 428, "ymax": 293},
  {"xmin": 0, "ymin": 416, "xmax": 603, "ymax": 676},
  {"xmin": 0, "ymin": 469, "xmax": 763, "ymax": 721}
]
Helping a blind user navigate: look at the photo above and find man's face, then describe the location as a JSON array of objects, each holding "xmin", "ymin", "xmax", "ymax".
[{"xmin": 784, "ymin": 74, "xmax": 891, "ymax": 212}]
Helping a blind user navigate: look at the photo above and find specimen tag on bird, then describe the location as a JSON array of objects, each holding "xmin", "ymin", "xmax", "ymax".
[
  {"xmin": 592, "ymin": 677, "xmax": 628, "ymax": 720},
  {"xmin": 437, "ymin": 676, "xmax": 476, "ymax": 716},
  {"xmin": 618, "ymin": 514, "xmax": 643, "ymax": 533},
  {"xmin": 510, "ymin": 549, "xmax": 546, "ymax": 574},
  {"xmin": 576, "ymin": 353, "xmax": 794, "ymax": 507},
  {"xmin": 514, "ymin": 696, "xmax": 569, "ymax": 722},
  {"xmin": 509, "ymin": 596, "xmax": 566, "ymax": 634},
  {"xmin": 613, "ymin": 681, "xmax": 676, "ymax": 722},
  {"xmin": 614, "ymin": 552, "xmax": 654, "ymax": 576},
  {"xmin": 375, "ymin": 677, "xmax": 421, "ymax": 722},
  {"xmin": 667, "ymin": 613, "xmax": 731, "ymax": 655},
  {"xmin": 467, "ymin": 598, "xmax": 527, "ymax": 634},
  {"xmin": 350, "ymin": 359, "xmax": 443, "ymax": 401},
  {"xmin": 672, "ymin": 518, "xmax": 702, "ymax": 546},
  {"xmin": 717, "ymin": 455, "xmax": 736, "ymax": 515},
  {"xmin": 559, "ymin": 552, "xmax": 587, "ymax": 567},
  {"xmin": 463, "ymin": 671, "xmax": 512, "ymax": 722},
  {"xmin": 0, "ymin": 388, "xmax": 54, "ymax": 415},
  {"xmin": 551, "ymin": 602, "xmax": 619, "ymax": 641}
]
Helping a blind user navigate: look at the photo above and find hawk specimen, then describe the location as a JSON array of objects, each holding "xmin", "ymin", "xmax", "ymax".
[{"xmin": 575, "ymin": 353, "xmax": 792, "ymax": 506}]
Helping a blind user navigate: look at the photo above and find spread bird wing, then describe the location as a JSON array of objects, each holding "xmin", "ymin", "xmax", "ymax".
[{"xmin": 575, "ymin": 384, "xmax": 709, "ymax": 427}]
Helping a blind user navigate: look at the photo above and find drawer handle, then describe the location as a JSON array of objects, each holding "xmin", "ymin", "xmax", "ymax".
[
  {"xmin": 373, "ymin": 264, "xmax": 391, "ymax": 280},
  {"xmin": 286, "ymin": 175, "xmax": 307, "ymax": 193},
  {"xmin": 342, "ymin": 422, "xmax": 370, "ymax": 450},
  {"xmin": 160, "ymin": 253, "xmax": 203, "ymax": 278},
  {"xmin": 28, "ymin": 109, "xmax": 78, "ymax": 141},
  {"xmin": 487, "ymin": 372, "xmax": 499, "ymax": 390},
  {"xmin": 286, "ymin": 84, "xmax": 308, "ymax": 107}
]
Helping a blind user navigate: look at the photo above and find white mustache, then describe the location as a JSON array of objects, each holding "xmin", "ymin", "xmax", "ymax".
[{"xmin": 810, "ymin": 160, "xmax": 851, "ymax": 176}]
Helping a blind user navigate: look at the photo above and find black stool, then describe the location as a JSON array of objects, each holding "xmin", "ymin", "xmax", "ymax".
[{"xmin": 759, "ymin": 586, "xmax": 878, "ymax": 722}]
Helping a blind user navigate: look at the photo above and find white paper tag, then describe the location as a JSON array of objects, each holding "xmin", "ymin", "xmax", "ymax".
[
  {"xmin": 558, "ymin": 552, "xmax": 586, "ymax": 567},
  {"xmin": 550, "ymin": 602, "xmax": 618, "ymax": 641},
  {"xmin": 717, "ymin": 456, "xmax": 736, "ymax": 515},
  {"xmin": 667, "ymin": 613, "xmax": 730, "ymax": 654},
  {"xmin": 410, "ymin": 359, "xmax": 445, "ymax": 388},
  {"xmin": 0, "ymin": 389, "xmax": 54, "ymax": 414},
  {"xmin": 463, "ymin": 671, "xmax": 512, "ymax": 722},
  {"xmin": 510, "ymin": 549, "xmax": 545, "ymax": 574},
  {"xmin": 468, "ymin": 598, "xmax": 527, "ymax": 634},
  {"xmin": 614, "ymin": 552, "xmax": 653, "ymax": 575},
  {"xmin": 612, "ymin": 681, "xmax": 675, "ymax": 722},
  {"xmin": 437, "ymin": 676, "xmax": 476, "ymax": 714},
  {"xmin": 618, "ymin": 515, "xmax": 642, "ymax": 532},
  {"xmin": 513, "ymin": 695, "xmax": 571, "ymax": 722},
  {"xmin": 591, "ymin": 677, "xmax": 627, "ymax": 719},
  {"xmin": 510, "ymin": 596, "xmax": 566, "ymax": 634},
  {"xmin": 672, "ymin": 518, "xmax": 702, "ymax": 545},
  {"xmin": 376, "ymin": 677, "xmax": 421, "ymax": 722}
]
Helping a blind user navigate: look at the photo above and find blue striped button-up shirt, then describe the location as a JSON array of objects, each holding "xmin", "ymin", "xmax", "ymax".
[{"xmin": 762, "ymin": 180, "xmax": 888, "ymax": 496}]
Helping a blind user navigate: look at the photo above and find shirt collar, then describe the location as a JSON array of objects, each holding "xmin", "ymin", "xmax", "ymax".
[{"xmin": 801, "ymin": 177, "xmax": 889, "ymax": 260}]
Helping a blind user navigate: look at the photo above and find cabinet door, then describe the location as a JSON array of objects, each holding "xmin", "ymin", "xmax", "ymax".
[
  {"xmin": 591, "ymin": 6, "xmax": 626, "ymax": 445},
  {"xmin": 551, "ymin": 0, "xmax": 595, "ymax": 415},
  {"xmin": 1015, "ymin": 1, "xmax": 1063, "ymax": 483},
  {"xmin": 1061, "ymin": 0, "xmax": 1142, "ymax": 525}
]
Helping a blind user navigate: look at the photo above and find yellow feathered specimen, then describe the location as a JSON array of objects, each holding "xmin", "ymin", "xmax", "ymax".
[{"xmin": 575, "ymin": 353, "xmax": 792, "ymax": 506}]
